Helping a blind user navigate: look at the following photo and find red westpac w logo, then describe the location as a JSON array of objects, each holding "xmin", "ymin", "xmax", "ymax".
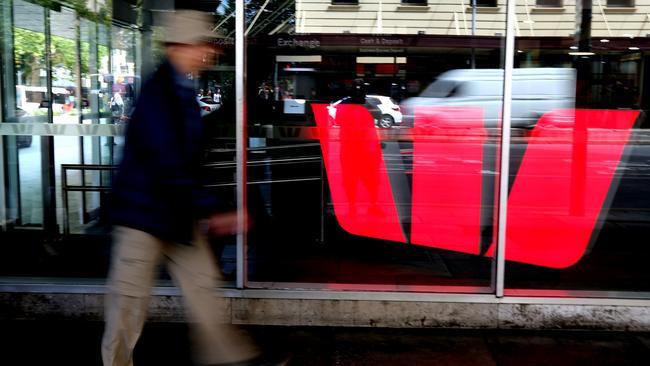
[{"xmin": 312, "ymin": 104, "xmax": 640, "ymax": 268}]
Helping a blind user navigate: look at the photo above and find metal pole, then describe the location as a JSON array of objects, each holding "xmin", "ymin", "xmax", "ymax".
[
  {"xmin": 470, "ymin": 0, "xmax": 476, "ymax": 69},
  {"xmin": 0, "ymin": 0, "xmax": 6, "ymax": 231},
  {"xmin": 236, "ymin": 0, "xmax": 248, "ymax": 289},
  {"xmin": 42, "ymin": 8, "xmax": 57, "ymax": 238},
  {"xmin": 471, "ymin": 0, "xmax": 477, "ymax": 35},
  {"xmin": 75, "ymin": 15, "xmax": 87, "ymax": 226},
  {"xmin": 495, "ymin": 0, "xmax": 516, "ymax": 298},
  {"xmin": 1, "ymin": 0, "xmax": 20, "ymax": 228},
  {"xmin": 471, "ymin": 0, "xmax": 477, "ymax": 68}
]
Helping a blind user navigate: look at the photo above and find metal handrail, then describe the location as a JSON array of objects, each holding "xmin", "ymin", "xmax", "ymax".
[
  {"xmin": 61, "ymin": 164, "xmax": 118, "ymax": 235},
  {"xmin": 60, "ymin": 145, "xmax": 326, "ymax": 235}
]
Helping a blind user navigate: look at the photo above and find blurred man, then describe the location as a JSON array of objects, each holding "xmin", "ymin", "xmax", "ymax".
[{"xmin": 102, "ymin": 10, "xmax": 268, "ymax": 366}]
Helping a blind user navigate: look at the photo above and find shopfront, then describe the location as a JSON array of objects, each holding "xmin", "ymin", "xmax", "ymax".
[{"xmin": 2, "ymin": 0, "xmax": 650, "ymax": 328}]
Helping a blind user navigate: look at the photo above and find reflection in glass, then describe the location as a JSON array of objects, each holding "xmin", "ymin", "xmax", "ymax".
[
  {"xmin": 505, "ymin": 0, "xmax": 650, "ymax": 294},
  {"xmin": 244, "ymin": 0, "xmax": 504, "ymax": 289},
  {"xmin": 12, "ymin": 0, "xmax": 46, "ymax": 226}
]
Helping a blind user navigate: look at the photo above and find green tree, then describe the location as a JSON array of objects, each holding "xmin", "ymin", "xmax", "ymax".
[{"xmin": 13, "ymin": 27, "xmax": 45, "ymax": 85}]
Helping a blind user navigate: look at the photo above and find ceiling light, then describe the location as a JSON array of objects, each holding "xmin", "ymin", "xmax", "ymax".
[
  {"xmin": 600, "ymin": 39, "xmax": 610, "ymax": 43},
  {"xmin": 570, "ymin": 46, "xmax": 578, "ymax": 50},
  {"xmin": 568, "ymin": 52, "xmax": 595, "ymax": 56},
  {"xmin": 629, "ymin": 47, "xmax": 640, "ymax": 50}
]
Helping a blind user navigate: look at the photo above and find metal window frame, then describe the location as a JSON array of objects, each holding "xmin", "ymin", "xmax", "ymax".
[
  {"xmin": 0, "ymin": 0, "xmax": 649, "ymax": 304},
  {"xmin": 0, "ymin": 0, "xmax": 7, "ymax": 231},
  {"xmin": 2, "ymin": 281, "xmax": 650, "ymax": 307},
  {"xmin": 230, "ymin": 0, "xmax": 650, "ymax": 300},
  {"xmin": 236, "ymin": 0, "xmax": 247, "ymax": 289},
  {"xmin": 493, "ymin": 0, "xmax": 516, "ymax": 298}
]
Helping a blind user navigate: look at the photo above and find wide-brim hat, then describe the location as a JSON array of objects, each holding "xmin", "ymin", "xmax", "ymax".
[{"xmin": 159, "ymin": 10, "xmax": 224, "ymax": 45}]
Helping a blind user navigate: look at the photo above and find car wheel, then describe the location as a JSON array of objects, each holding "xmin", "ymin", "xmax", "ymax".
[{"xmin": 378, "ymin": 114, "xmax": 394, "ymax": 129}]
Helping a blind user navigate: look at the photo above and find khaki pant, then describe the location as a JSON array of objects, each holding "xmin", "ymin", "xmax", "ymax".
[{"xmin": 102, "ymin": 226, "xmax": 259, "ymax": 366}]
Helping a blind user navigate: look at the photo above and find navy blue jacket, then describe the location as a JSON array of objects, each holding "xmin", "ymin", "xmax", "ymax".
[{"xmin": 110, "ymin": 62, "xmax": 220, "ymax": 244}]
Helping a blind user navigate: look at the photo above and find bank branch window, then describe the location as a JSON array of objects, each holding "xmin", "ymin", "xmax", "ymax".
[
  {"xmin": 1, "ymin": 1, "xmax": 650, "ymax": 299},
  {"xmin": 0, "ymin": 0, "xmax": 135, "ymax": 279},
  {"xmin": 241, "ymin": 0, "xmax": 506, "ymax": 291}
]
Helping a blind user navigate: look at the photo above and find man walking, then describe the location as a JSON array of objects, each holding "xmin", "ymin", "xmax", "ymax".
[{"xmin": 101, "ymin": 10, "xmax": 264, "ymax": 366}]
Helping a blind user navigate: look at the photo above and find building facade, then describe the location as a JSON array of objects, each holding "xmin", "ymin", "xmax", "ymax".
[
  {"xmin": 2, "ymin": 0, "xmax": 650, "ymax": 329},
  {"xmin": 297, "ymin": 0, "xmax": 649, "ymax": 38}
]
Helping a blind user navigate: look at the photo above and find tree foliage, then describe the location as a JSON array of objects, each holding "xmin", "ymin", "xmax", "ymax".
[{"xmin": 14, "ymin": 27, "xmax": 95, "ymax": 85}]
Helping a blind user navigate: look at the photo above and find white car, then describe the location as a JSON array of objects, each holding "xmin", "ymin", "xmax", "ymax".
[
  {"xmin": 197, "ymin": 97, "xmax": 221, "ymax": 116},
  {"xmin": 328, "ymin": 95, "xmax": 403, "ymax": 128}
]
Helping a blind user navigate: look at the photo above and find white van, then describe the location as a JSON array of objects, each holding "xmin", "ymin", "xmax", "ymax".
[
  {"xmin": 400, "ymin": 68, "xmax": 577, "ymax": 128},
  {"xmin": 15, "ymin": 85, "xmax": 70, "ymax": 114}
]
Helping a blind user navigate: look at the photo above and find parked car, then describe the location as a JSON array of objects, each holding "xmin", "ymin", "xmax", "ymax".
[
  {"xmin": 328, "ymin": 95, "xmax": 403, "ymax": 128},
  {"xmin": 197, "ymin": 97, "xmax": 221, "ymax": 117}
]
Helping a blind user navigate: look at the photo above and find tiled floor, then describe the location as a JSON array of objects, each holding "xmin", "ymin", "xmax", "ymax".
[{"xmin": 2, "ymin": 320, "xmax": 650, "ymax": 365}]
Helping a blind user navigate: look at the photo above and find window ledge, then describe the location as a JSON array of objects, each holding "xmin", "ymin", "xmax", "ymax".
[
  {"xmin": 465, "ymin": 6, "xmax": 501, "ymax": 13},
  {"xmin": 531, "ymin": 7, "xmax": 566, "ymax": 13},
  {"xmin": 396, "ymin": 5, "xmax": 430, "ymax": 12},
  {"xmin": 328, "ymin": 5, "xmax": 361, "ymax": 11},
  {"xmin": 603, "ymin": 7, "xmax": 637, "ymax": 13}
]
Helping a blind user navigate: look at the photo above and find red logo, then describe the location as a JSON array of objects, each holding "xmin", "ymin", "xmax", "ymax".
[{"xmin": 312, "ymin": 104, "xmax": 639, "ymax": 268}]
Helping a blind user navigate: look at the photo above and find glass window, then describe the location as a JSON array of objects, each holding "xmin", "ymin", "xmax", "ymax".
[
  {"xmin": 110, "ymin": 26, "xmax": 138, "ymax": 123},
  {"xmin": 476, "ymin": 0, "xmax": 498, "ymax": 7},
  {"xmin": 0, "ymin": 1, "xmax": 138, "ymax": 279},
  {"xmin": 505, "ymin": 0, "xmax": 650, "ymax": 296},
  {"xmin": 9, "ymin": 0, "xmax": 46, "ymax": 229},
  {"xmin": 607, "ymin": 0, "xmax": 634, "ymax": 7},
  {"xmin": 244, "ymin": 0, "xmax": 506, "ymax": 290},
  {"xmin": 536, "ymin": 0, "xmax": 562, "ymax": 7},
  {"xmin": 402, "ymin": 0, "xmax": 428, "ymax": 5}
]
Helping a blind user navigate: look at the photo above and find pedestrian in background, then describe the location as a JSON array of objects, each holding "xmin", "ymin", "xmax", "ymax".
[{"xmin": 101, "ymin": 10, "xmax": 274, "ymax": 366}]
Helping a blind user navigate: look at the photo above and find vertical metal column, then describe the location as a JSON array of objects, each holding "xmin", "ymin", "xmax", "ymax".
[
  {"xmin": 471, "ymin": 0, "xmax": 476, "ymax": 69},
  {"xmin": 494, "ymin": 0, "xmax": 516, "ymax": 298},
  {"xmin": 1, "ymin": 0, "xmax": 20, "ymax": 228},
  {"xmin": 42, "ymin": 8, "xmax": 58, "ymax": 237},
  {"xmin": 0, "ymin": 0, "xmax": 7, "ymax": 231},
  {"xmin": 235, "ymin": 0, "xmax": 248, "ymax": 289},
  {"xmin": 75, "ymin": 15, "xmax": 87, "ymax": 225}
]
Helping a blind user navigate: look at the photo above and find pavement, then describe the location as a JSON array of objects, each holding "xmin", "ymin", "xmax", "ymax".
[{"xmin": 2, "ymin": 320, "xmax": 650, "ymax": 365}]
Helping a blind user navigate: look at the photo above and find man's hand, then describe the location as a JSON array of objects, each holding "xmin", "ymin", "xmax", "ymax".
[{"xmin": 203, "ymin": 210, "xmax": 251, "ymax": 237}]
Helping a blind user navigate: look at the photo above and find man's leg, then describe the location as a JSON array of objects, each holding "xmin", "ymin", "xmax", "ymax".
[
  {"xmin": 164, "ymin": 229, "xmax": 260, "ymax": 365},
  {"xmin": 102, "ymin": 226, "xmax": 163, "ymax": 366}
]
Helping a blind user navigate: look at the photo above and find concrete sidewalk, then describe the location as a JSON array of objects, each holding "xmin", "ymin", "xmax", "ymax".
[{"xmin": 1, "ymin": 320, "xmax": 650, "ymax": 365}]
